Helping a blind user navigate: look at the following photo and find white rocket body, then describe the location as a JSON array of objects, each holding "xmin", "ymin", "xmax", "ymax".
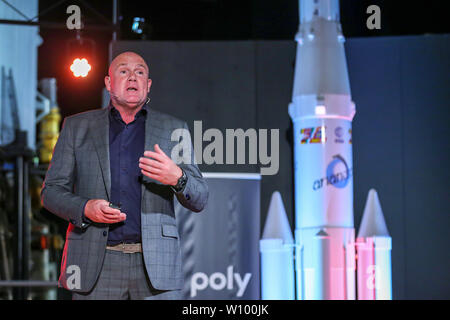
[{"xmin": 288, "ymin": 0, "xmax": 356, "ymax": 300}]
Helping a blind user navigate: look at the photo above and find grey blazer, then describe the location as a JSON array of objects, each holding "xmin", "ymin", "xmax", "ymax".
[{"xmin": 41, "ymin": 106, "xmax": 208, "ymax": 293}]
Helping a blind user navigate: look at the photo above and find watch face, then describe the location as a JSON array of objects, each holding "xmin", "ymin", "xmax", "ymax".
[{"xmin": 176, "ymin": 170, "xmax": 187, "ymax": 189}]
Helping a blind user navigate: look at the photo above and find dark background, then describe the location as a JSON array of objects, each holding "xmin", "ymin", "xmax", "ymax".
[
  {"xmin": 37, "ymin": 0, "xmax": 450, "ymax": 118},
  {"xmin": 36, "ymin": 0, "xmax": 450, "ymax": 299},
  {"xmin": 109, "ymin": 36, "xmax": 450, "ymax": 300}
]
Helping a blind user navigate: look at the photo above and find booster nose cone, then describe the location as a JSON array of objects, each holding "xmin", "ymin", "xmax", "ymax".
[
  {"xmin": 357, "ymin": 189, "xmax": 390, "ymax": 238},
  {"xmin": 262, "ymin": 191, "xmax": 293, "ymax": 244}
]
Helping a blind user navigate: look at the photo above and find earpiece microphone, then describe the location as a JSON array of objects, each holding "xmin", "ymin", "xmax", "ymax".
[{"xmin": 108, "ymin": 91, "xmax": 150, "ymax": 105}]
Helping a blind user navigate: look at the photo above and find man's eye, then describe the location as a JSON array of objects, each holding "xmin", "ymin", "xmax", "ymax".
[
  {"xmin": 137, "ymin": 71, "xmax": 144, "ymax": 75},
  {"xmin": 120, "ymin": 70, "xmax": 127, "ymax": 74}
]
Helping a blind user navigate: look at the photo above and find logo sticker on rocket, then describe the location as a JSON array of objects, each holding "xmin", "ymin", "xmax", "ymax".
[
  {"xmin": 326, "ymin": 155, "xmax": 351, "ymax": 188},
  {"xmin": 334, "ymin": 126, "xmax": 344, "ymax": 143},
  {"xmin": 313, "ymin": 154, "xmax": 352, "ymax": 191},
  {"xmin": 301, "ymin": 126, "xmax": 352, "ymax": 144},
  {"xmin": 300, "ymin": 126, "xmax": 327, "ymax": 144}
]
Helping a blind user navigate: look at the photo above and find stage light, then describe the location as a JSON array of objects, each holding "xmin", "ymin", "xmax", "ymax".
[
  {"xmin": 132, "ymin": 17, "xmax": 145, "ymax": 34},
  {"xmin": 66, "ymin": 30, "xmax": 96, "ymax": 78},
  {"xmin": 70, "ymin": 58, "xmax": 91, "ymax": 77}
]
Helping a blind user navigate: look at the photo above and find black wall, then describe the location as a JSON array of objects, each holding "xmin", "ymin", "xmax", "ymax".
[
  {"xmin": 112, "ymin": 34, "xmax": 450, "ymax": 299},
  {"xmin": 346, "ymin": 35, "xmax": 450, "ymax": 299}
]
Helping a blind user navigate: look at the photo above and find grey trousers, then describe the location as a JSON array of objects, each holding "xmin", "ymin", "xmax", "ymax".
[{"xmin": 72, "ymin": 249, "xmax": 182, "ymax": 300}]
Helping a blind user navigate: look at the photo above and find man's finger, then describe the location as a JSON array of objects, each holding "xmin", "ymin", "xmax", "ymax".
[
  {"xmin": 101, "ymin": 205, "xmax": 122, "ymax": 215},
  {"xmin": 103, "ymin": 211, "xmax": 126, "ymax": 219},
  {"xmin": 139, "ymin": 157, "xmax": 163, "ymax": 169},
  {"xmin": 97, "ymin": 214, "xmax": 125, "ymax": 224},
  {"xmin": 154, "ymin": 144, "xmax": 167, "ymax": 157},
  {"xmin": 140, "ymin": 164, "xmax": 163, "ymax": 175},
  {"xmin": 141, "ymin": 170, "xmax": 163, "ymax": 182},
  {"xmin": 143, "ymin": 150, "xmax": 165, "ymax": 162}
]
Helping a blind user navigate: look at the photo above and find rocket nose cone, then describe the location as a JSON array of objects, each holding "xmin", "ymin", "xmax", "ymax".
[
  {"xmin": 262, "ymin": 191, "xmax": 294, "ymax": 244},
  {"xmin": 357, "ymin": 189, "xmax": 390, "ymax": 238}
]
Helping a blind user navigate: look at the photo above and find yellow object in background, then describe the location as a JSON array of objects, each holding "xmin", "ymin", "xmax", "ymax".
[{"xmin": 39, "ymin": 108, "xmax": 61, "ymax": 163}]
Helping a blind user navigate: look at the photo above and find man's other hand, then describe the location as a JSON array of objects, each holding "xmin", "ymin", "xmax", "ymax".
[{"xmin": 84, "ymin": 199, "xmax": 127, "ymax": 224}]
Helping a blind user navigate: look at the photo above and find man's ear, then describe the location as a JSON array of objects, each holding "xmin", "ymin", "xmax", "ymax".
[
  {"xmin": 147, "ymin": 78, "xmax": 152, "ymax": 92},
  {"xmin": 104, "ymin": 76, "xmax": 111, "ymax": 91}
]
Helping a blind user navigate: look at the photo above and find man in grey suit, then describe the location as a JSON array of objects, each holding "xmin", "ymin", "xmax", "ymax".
[{"xmin": 41, "ymin": 51, "xmax": 208, "ymax": 299}]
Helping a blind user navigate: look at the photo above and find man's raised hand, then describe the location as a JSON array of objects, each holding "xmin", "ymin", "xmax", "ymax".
[{"xmin": 139, "ymin": 144, "xmax": 182, "ymax": 186}]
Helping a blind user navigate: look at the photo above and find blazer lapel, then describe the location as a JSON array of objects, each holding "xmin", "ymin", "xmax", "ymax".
[
  {"xmin": 90, "ymin": 108, "xmax": 111, "ymax": 200},
  {"xmin": 141, "ymin": 107, "xmax": 166, "ymax": 201},
  {"xmin": 144, "ymin": 108, "xmax": 165, "ymax": 159}
]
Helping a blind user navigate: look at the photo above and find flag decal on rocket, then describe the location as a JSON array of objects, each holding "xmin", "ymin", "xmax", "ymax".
[{"xmin": 300, "ymin": 126, "xmax": 327, "ymax": 144}]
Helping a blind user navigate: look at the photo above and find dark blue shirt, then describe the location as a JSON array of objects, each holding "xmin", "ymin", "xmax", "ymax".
[{"xmin": 107, "ymin": 103, "xmax": 147, "ymax": 245}]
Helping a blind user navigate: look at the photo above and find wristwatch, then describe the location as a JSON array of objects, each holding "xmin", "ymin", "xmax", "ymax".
[{"xmin": 171, "ymin": 168, "xmax": 188, "ymax": 193}]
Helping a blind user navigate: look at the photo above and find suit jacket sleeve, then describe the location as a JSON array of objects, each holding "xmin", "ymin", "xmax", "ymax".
[
  {"xmin": 173, "ymin": 121, "xmax": 208, "ymax": 213},
  {"xmin": 40, "ymin": 117, "xmax": 90, "ymax": 228}
]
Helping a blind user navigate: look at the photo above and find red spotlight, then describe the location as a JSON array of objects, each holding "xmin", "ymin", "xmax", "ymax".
[{"xmin": 70, "ymin": 58, "xmax": 91, "ymax": 77}]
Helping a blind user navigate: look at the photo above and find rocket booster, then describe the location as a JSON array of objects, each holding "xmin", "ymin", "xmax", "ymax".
[
  {"xmin": 259, "ymin": 192, "xmax": 295, "ymax": 300},
  {"xmin": 289, "ymin": 0, "xmax": 356, "ymax": 300},
  {"xmin": 356, "ymin": 189, "xmax": 393, "ymax": 300}
]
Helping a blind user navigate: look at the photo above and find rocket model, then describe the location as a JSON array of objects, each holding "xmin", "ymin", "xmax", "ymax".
[
  {"xmin": 259, "ymin": 192, "xmax": 295, "ymax": 300},
  {"xmin": 258, "ymin": 0, "xmax": 393, "ymax": 300},
  {"xmin": 288, "ymin": 0, "xmax": 356, "ymax": 300}
]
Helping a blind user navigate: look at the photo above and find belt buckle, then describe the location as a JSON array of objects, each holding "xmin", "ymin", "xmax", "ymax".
[{"xmin": 122, "ymin": 243, "xmax": 132, "ymax": 254}]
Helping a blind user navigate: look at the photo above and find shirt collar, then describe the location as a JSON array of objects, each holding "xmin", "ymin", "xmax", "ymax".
[{"xmin": 108, "ymin": 100, "xmax": 149, "ymax": 121}]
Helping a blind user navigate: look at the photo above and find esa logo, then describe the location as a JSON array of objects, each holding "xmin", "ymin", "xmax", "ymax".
[
  {"xmin": 334, "ymin": 126, "xmax": 344, "ymax": 143},
  {"xmin": 190, "ymin": 265, "xmax": 252, "ymax": 298}
]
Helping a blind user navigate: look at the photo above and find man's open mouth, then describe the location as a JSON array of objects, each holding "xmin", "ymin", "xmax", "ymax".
[{"xmin": 127, "ymin": 87, "xmax": 138, "ymax": 91}]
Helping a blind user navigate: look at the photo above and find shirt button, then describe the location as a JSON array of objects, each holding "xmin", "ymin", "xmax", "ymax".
[{"xmin": 103, "ymin": 231, "xmax": 107, "ymax": 237}]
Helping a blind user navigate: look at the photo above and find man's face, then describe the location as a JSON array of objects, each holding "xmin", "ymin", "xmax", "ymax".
[{"xmin": 105, "ymin": 52, "xmax": 152, "ymax": 110}]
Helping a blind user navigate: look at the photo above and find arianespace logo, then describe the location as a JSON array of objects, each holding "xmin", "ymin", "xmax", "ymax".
[
  {"xmin": 190, "ymin": 265, "xmax": 252, "ymax": 298},
  {"xmin": 313, "ymin": 154, "xmax": 352, "ymax": 191}
]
